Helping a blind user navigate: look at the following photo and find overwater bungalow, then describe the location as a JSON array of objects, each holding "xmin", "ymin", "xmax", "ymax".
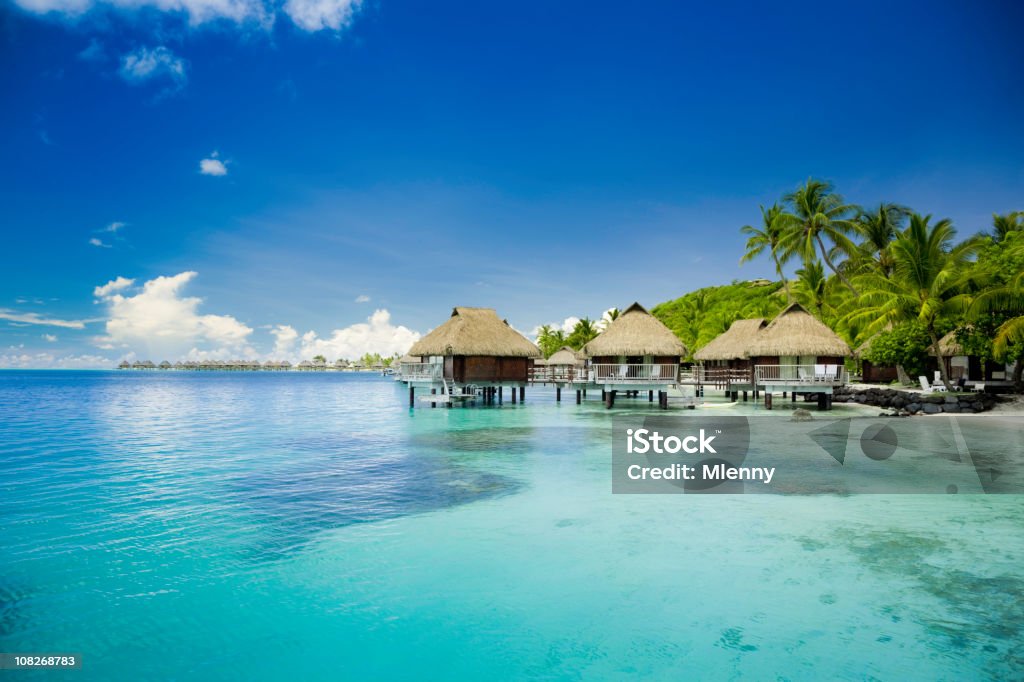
[
  {"xmin": 296, "ymin": 360, "xmax": 313, "ymax": 371},
  {"xmin": 534, "ymin": 346, "xmax": 587, "ymax": 384},
  {"xmin": 692, "ymin": 318, "xmax": 766, "ymax": 387},
  {"xmin": 158, "ymin": 361, "xmax": 172, "ymax": 370},
  {"xmin": 692, "ymin": 303, "xmax": 851, "ymax": 407},
  {"xmin": 582, "ymin": 302, "xmax": 686, "ymax": 407},
  {"xmin": 406, "ymin": 307, "xmax": 541, "ymax": 406},
  {"xmin": 118, "ymin": 360, "xmax": 130, "ymax": 369},
  {"xmin": 744, "ymin": 303, "xmax": 851, "ymax": 408}
]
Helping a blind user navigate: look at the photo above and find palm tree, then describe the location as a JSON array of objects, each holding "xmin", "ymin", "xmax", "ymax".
[
  {"xmin": 740, "ymin": 203, "xmax": 793, "ymax": 302},
  {"xmin": 846, "ymin": 213, "xmax": 982, "ymax": 390},
  {"xmin": 793, "ymin": 260, "xmax": 829, "ymax": 318},
  {"xmin": 992, "ymin": 211, "xmax": 1024, "ymax": 243},
  {"xmin": 853, "ymin": 202, "xmax": 910, "ymax": 276},
  {"xmin": 776, "ymin": 179, "xmax": 860, "ymax": 294},
  {"xmin": 567, "ymin": 317, "xmax": 600, "ymax": 350}
]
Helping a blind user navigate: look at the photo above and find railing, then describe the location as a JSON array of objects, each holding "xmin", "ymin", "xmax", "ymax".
[
  {"xmin": 754, "ymin": 364, "xmax": 847, "ymax": 384},
  {"xmin": 591, "ymin": 364, "xmax": 678, "ymax": 383},
  {"xmin": 530, "ymin": 366, "xmax": 590, "ymax": 383},
  {"xmin": 689, "ymin": 367, "xmax": 753, "ymax": 385},
  {"xmin": 400, "ymin": 363, "xmax": 442, "ymax": 381}
]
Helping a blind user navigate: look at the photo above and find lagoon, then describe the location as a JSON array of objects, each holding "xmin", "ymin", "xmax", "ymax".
[{"xmin": 0, "ymin": 371, "xmax": 1022, "ymax": 680}]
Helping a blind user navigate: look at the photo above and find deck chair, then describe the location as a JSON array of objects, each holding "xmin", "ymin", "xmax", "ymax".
[
  {"xmin": 814, "ymin": 364, "xmax": 826, "ymax": 381},
  {"xmin": 919, "ymin": 376, "xmax": 947, "ymax": 393},
  {"xmin": 972, "ymin": 383, "xmax": 986, "ymax": 393},
  {"xmin": 798, "ymin": 367, "xmax": 809, "ymax": 382},
  {"xmin": 616, "ymin": 365, "xmax": 629, "ymax": 381}
]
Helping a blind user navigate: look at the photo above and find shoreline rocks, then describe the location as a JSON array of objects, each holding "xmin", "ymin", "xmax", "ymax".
[{"xmin": 831, "ymin": 386, "xmax": 998, "ymax": 415}]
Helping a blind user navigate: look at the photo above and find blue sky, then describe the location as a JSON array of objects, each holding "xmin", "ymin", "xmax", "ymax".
[{"xmin": 1, "ymin": 0, "xmax": 1023, "ymax": 366}]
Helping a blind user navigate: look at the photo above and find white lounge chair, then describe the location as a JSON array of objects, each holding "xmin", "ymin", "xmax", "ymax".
[
  {"xmin": 919, "ymin": 376, "xmax": 947, "ymax": 393},
  {"xmin": 798, "ymin": 367, "xmax": 809, "ymax": 382},
  {"xmin": 814, "ymin": 364, "xmax": 826, "ymax": 381},
  {"xmin": 972, "ymin": 383, "xmax": 986, "ymax": 393}
]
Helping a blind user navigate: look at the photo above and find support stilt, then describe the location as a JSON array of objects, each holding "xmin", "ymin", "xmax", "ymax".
[
  {"xmin": 431, "ymin": 387, "xmax": 436, "ymax": 408},
  {"xmin": 576, "ymin": 390, "xmax": 581, "ymax": 404},
  {"xmin": 409, "ymin": 386, "xmax": 415, "ymax": 408},
  {"xmin": 765, "ymin": 392, "xmax": 773, "ymax": 410},
  {"xmin": 556, "ymin": 387, "xmax": 561, "ymax": 402},
  {"xmin": 519, "ymin": 386, "xmax": 525, "ymax": 403}
]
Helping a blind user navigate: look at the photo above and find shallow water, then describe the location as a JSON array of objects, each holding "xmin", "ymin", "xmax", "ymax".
[{"xmin": 0, "ymin": 371, "xmax": 1021, "ymax": 680}]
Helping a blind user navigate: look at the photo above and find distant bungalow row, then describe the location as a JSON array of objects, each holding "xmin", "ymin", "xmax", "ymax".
[
  {"xmin": 118, "ymin": 359, "xmax": 393, "ymax": 371},
  {"xmin": 396, "ymin": 302, "xmax": 854, "ymax": 410}
]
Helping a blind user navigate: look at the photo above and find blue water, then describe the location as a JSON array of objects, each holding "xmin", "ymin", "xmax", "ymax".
[{"xmin": 1, "ymin": 371, "xmax": 1022, "ymax": 680}]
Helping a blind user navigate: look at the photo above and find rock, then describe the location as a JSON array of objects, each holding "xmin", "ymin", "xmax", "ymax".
[
  {"xmin": 944, "ymin": 404, "xmax": 961, "ymax": 413},
  {"xmin": 945, "ymin": 396, "xmax": 959, "ymax": 404},
  {"xmin": 921, "ymin": 403, "xmax": 942, "ymax": 414},
  {"xmin": 907, "ymin": 402, "xmax": 921, "ymax": 414},
  {"xmin": 970, "ymin": 402, "xmax": 984, "ymax": 411},
  {"xmin": 791, "ymin": 408, "xmax": 814, "ymax": 422}
]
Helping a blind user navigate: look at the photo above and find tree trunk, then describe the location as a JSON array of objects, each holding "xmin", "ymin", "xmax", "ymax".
[
  {"xmin": 896, "ymin": 364, "xmax": 913, "ymax": 387},
  {"xmin": 773, "ymin": 255, "xmax": 792, "ymax": 303},
  {"xmin": 928, "ymin": 328, "xmax": 953, "ymax": 391},
  {"xmin": 815, "ymin": 233, "xmax": 859, "ymax": 296},
  {"xmin": 1014, "ymin": 350, "xmax": 1024, "ymax": 393}
]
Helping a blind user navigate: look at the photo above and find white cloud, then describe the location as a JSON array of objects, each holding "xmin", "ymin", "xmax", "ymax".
[
  {"xmin": 103, "ymin": 221, "xmax": 126, "ymax": 233},
  {"xmin": 89, "ymin": 237, "xmax": 111, "ymax": 248},
  {"xmin": 531, "ymin": 316, "xmax": 580, "ymax": 339},
  {"xmin": 199, "ymin": 151, "xmax": 228, "ymax": 176},
  {"xmin": 0, "ymin": 352, "xmax": 112, "ymax": 369},
  {"xmin": 0, "ymin": 309, "xmax": 90, "ymax": 329},
  {"xmin": 119, "ymin": 46, "xmax": 187, "ymax": 88},
  {"xmin": 94, "ymin": 276, "xmax": 135, "ymax": 297},
  {"xmin": 289, "ymin": 309, "xmax": 419, "ymax": 362},
  {"xmin": 270, "ymin": 324, "xmax": 299, "ymax": 355},
  {"xmin": 12, "ymin": 0, "xmax": 360, "ymax": 31},
  {"xmin": 42, "ymin": 334, "xmax": 58, "ymax": 342},
  {"xmin": 94, "ymin": 271, "xmax": 253, "ymax": 358},
  {"xmin": 354, "ymin": 294, "xmax": 370, "ymax": 303},
  {"xmin": 284, "ymin": 0, "xmax": 359, "ymax": 31}
]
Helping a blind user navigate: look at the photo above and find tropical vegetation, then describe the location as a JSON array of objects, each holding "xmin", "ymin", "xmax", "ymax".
[{"xmin": 651, "ymin": 178, "xmax": 1023, "ymax": 391}]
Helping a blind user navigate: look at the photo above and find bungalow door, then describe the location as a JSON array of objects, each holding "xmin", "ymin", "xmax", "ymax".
[{"xmin": 780, "ymin": 356, "xmax": 798, "ymax": 380}]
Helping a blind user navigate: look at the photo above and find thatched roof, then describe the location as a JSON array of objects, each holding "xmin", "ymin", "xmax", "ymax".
[
  {"xmin": 693, "ymin": 318, "xmax": 765, "ymax": 361},
  {"xmin": 408, "ymin": 307, "xmax": 541, "ymax": 358},
  {"xmin": 582, "ymin": 302, "xmax": 687, "ymax": 357},
  {"xmin": 397, "ymin": 354, "xmax": 420, "ymax": 364},
  {"xmin": 745, "ymin": 303, "xmax": 852, "ymax": 357},
  {"xmin": 930, "ymin": 330, "xmax": 964, "ymax": 356},
  {"xmin": 547, "ymin": 346, "xmax": 586, "ymax": 365}
]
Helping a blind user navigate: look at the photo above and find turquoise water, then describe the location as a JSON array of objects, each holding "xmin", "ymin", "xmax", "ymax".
[{"xmin": 1, "ymin": 371, "xmax": 1022, "ymax": 680}]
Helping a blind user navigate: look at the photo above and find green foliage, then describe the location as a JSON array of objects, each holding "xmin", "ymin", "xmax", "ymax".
[
  {"xmin": 863, "ymin": 322, "xmax": 931, "ymax": 377},
  {"xmin": 566, "ymin": 318, "xmax": 599, "ymax": 350},
  {"xmin": 535, "ymin": 324, "xmax": 566, "ymax": 358},
  {"xmin": 313, "ymin": 354, "xmax": 326, "ymax": 363},
  {"xmin": 652, "ymin": 280, "xmax": 786, "ymax": 358}
]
